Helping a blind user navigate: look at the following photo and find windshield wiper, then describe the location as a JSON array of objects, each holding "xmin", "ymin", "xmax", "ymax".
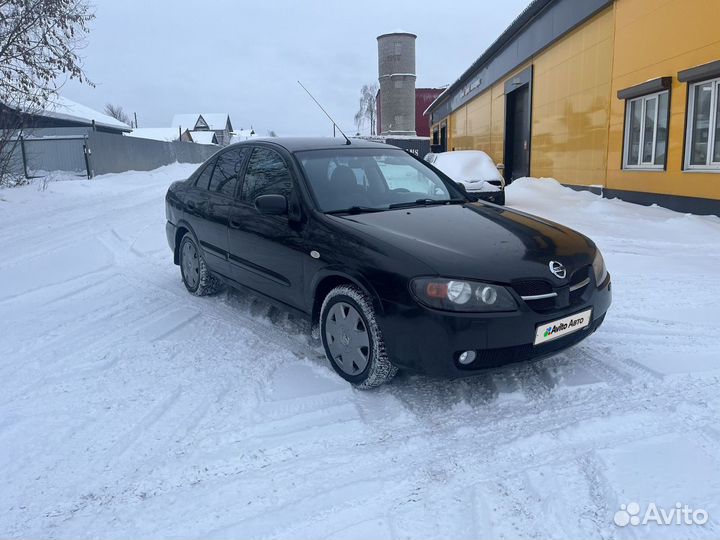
[
  {"xmin": 388, "ymin": 198, "xmax": 466, "ymax": 210},
  {"xmin": 326, "ymin": 205, "xmax": 386, "ymax": 215}
]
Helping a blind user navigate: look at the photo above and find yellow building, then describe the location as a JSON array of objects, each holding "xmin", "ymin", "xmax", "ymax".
[{"xmin": 427, "ymin": 0, "xmax": 720, "ymax": 214}]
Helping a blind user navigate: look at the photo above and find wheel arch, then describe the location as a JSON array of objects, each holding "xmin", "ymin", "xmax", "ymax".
[
  {"xmin": 310, "ymin": 270, "xmax": 383, "ymax": 328},
  {"xmin": 173, "ymin": 220, "xmax": 198, "ymax": 265}
]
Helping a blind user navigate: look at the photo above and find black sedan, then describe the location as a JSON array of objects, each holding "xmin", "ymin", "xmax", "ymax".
[{"xmin": 165, "ymin": 138, "xmax": 611, "ymax": 388}]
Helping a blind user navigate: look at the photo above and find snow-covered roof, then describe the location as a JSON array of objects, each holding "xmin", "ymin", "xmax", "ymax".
[
  {"xmin": 378, "ymin": 29, "xmax": 417, "ymax": 38},
  {"xmin": 229, "ymin": 129, "xmax": 257, "ymax": 143},
  {"xmin": 40, "ymin": 97, "xmax": 131, "ymax": 132},
  {"xmin": 171, "ymin": 114, "xmax": 200, "ymax": 131},
  {"xmin": 171, "ymin": 113, "xmax": 231, "ymax": 131},
  {"xmin": 189, "ymin": 131, "xmax": 218, "ymax": 145},
  {"xmin": 125, "ymin": 127, "xmax": 180, "ymax": 142},
  {"xmin": 201, "ymin": 113, "xmax": 231, "ymax": 131}
]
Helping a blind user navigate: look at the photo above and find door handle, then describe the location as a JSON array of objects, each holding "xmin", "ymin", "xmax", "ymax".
[{"xmin": 229, "ymin": 219, "xmax": 242, "ymax": 229}]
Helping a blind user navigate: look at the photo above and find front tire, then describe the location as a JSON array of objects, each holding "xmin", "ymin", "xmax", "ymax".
[
  {"xmin": 179, "ymin": 233, "xmax": 222, "ymax": 296},
  {"xmin": 320, "ymin": 285, "xmax": 397, "ymax": 388}
]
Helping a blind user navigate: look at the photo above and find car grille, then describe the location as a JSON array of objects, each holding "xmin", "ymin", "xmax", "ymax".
[
  {"xmin": 473, "ymin": 344, "xmax": 533, "ymax": 366},
  {"xmin": 512, "ymin": 266, "xmax": 593, "ymax": 313},
  {"xmin": 511, "ymin": 279, "xmax": 556, "ymax": 311},
  {"xmin": 569, "ymin": 266, "xmax": 591, "ymax": 303},
  {"xmin": 511, "ymin": 280, "xmax": 553, "ymax": 297}
]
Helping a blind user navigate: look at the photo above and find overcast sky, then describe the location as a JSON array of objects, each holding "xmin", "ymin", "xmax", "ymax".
[{"xmin": 63, "ymin": 0, "xmax": 529, "ymax": 136}]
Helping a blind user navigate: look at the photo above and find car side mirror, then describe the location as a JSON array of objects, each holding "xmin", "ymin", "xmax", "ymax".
[
  {"xmin": 255, "ymin": 194, "xmax": 288, "ymax": 215},
  {"xmin": 455, "ymin": 182, "xmax": 479, "ymax": 201},
  {"xmin": 455, "ymin": 182, "xmax": 469, "ymax": 196}
]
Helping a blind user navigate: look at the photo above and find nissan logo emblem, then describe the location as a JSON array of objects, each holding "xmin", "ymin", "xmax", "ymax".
[{"xmin": 549, "ymin": 260, "xmax": 566, "ymax": 279}]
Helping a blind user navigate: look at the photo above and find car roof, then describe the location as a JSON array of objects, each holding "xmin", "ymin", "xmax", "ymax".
[{"xmin": 227, "ymin": 137, "xmax": 397, "ymax": 153}]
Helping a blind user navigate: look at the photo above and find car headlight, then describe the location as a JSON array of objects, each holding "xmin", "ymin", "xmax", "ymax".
[
  {"xmin": 410, "ymin": 277, "xmax": 517, "ymax": 312},
  {"xmin": 592, "ymin": 250, "xmax": 608, "ymax": 286}
]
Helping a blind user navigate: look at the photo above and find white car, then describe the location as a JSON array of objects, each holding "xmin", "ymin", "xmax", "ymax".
[{"xmin": 425, "ymin": 150, "xmax": 506, "ymax": 205}]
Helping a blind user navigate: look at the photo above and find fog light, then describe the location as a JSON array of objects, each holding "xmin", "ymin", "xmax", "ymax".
[{"xmin": 458, "ymin": 350, "xmax": 477, "ymax": 365}]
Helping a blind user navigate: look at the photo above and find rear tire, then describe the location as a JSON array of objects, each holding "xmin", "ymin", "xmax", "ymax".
[
  {"xmin": 179, "ymin": 233, "xmax": 222, "ymax": 296},
  {"xmin": 320, "ymin": 285, "xmax": 397, "ymax": 389}
]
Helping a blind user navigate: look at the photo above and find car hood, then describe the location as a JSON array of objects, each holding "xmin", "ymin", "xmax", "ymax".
[{"xmin": 335, "ymin": 203, "xmax": 595, "ymax": 283}]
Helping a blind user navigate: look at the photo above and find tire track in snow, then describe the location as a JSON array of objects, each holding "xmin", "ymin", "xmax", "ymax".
[
  {"xmin": 0, "ymin": 188, "xmax": 166, "ymax": 267},
  {"xmin": 107, "ymin": 386, "xmax": 184, "ymax": 459},
  {"xmin": 576, "ymin": 451, "xmax": 617, "ymax": 538},
  {"xmin": 98, "ymin": 227, "xmax": 321, "ymax": 365},
  {"xmin": 0, "ymin": 297, "xmax": 180, "ymax": 403},
  {"xmin": 72, "ymin": 374, "xmax": 718, "ymax": 539}
]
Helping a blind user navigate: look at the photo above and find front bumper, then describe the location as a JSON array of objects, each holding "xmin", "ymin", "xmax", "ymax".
[{"xmin": 378, "ymin": 278, "xmax": 611, "ymax": 378}]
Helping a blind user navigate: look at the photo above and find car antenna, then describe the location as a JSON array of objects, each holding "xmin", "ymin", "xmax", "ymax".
[{"xmin": 297, "ymin": 80, "xmax": 351, "ymax": 145}]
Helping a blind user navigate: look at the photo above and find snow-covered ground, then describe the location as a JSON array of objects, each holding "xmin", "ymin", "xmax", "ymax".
[{"xmin": 1, "ymin": 165, "xmax": 720, "ymax": 539}]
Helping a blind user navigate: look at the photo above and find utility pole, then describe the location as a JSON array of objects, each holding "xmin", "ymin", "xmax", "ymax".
[{"xmin": 133, "ymin": 112, "xmax": 138, "ymax": 128}]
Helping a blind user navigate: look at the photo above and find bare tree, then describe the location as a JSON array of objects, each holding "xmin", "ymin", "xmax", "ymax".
[
  {"xmin": 0, "ymin": 0, "xmax": 94, "ymax": 186},
  {"xmin": 0, "ymin": 97, "xmax": 32, "ymax": 186},
  {"xmin": 354, "ymin": 83, "xmax": 378, "ymax": 136},
  {"xmin": 104, "ymin": 103, "xmax": 131, "ymax": 125},
  {"xmin": 267, "ymin": 130, "xmax": 277, "ymax": 137},
  {"xmin": 0, "ymin": 0, "xmax": 94, "ymax": 108}
]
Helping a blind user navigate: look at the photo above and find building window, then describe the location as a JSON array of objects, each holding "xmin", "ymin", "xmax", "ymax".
[
  {"xmin": 685, "ymin": 77, "xmax": 720, "ymax": 170},
  {"xmin": 394, "ymin": 80, "xmax": 403, "ymax": 89},
  {"xmin": 623, "ymin": 90, "xmax": 669, "ymax": 170}
]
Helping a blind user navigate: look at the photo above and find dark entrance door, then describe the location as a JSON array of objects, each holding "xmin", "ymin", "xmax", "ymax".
[{"xmin": 504, "ymin": 66, "xmax": 533, "ymax": 183}]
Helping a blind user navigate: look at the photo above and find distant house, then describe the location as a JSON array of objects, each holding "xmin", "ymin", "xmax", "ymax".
[
  {"xmin": 0, "ymin": 96, "xmax": 131, "ymax": 135},
  {"xmin": 229, "ymin": 128, "xmax": 257, "ymax": 144},
  {"xmin": 188, "ymin": 131, "xmax": 218, "ymax": 145},
  {"xmin": 171, "ymin": 113, "xmax": 232, "ymax": 145},
  {"xmin": 126, "ymin": 127, "xmax": 192, "ymax": 142}
]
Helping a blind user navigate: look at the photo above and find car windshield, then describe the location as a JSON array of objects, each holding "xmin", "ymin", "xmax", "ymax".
[{"xmin": 296, "ymin": 148, "xmax": 464, "ymax": 213}]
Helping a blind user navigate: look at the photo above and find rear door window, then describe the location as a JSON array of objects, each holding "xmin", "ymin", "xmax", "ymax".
[
  {"xmin": 193, "ymin": 160, "xmax": 216, "ymax": 189},
  {"xmin": 240, "ymin": 147, "xmax": 294, "ymax": 203},
  {"xmin": 209, "ymin": 148, "xmax": 249, "ymax": 197}
]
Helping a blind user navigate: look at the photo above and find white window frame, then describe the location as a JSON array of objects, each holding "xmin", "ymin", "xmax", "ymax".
[
  {"xmin": 623, "ymin": 90, "xmax": 669, "ymax": 170},
  {"xmin": 684, "ymin": 76, "xmax": 720, "ymax": 171}
]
